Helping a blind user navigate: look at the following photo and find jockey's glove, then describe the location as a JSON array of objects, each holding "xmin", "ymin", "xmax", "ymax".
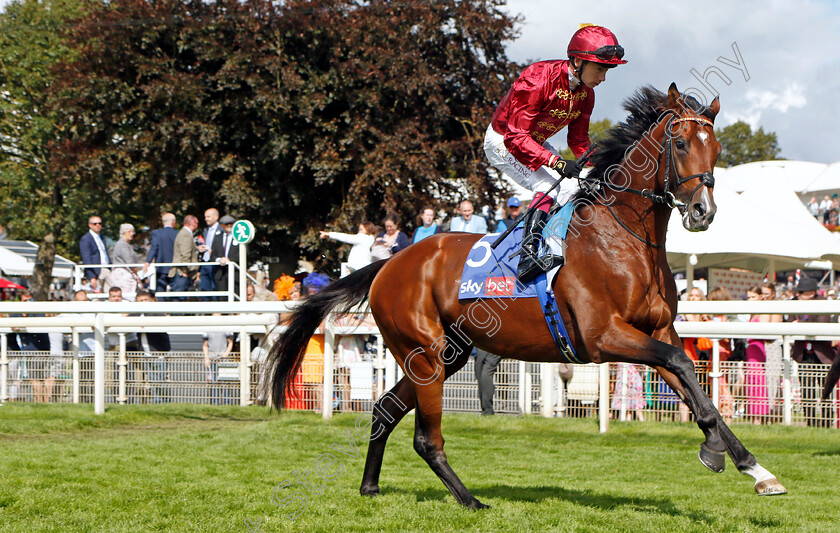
[{"xmin": 551, "ymin": 157, "xmax": 582, "ymax": 178}]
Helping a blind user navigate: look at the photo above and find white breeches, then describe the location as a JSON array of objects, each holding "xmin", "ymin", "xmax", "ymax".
[{"xmin": 483, "ymin": 125, "xmax": 579, "ymax": 205}]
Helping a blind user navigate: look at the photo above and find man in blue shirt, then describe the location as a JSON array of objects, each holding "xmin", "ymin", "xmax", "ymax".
[{"xmin": 448, "ymin": 200, "xmax": 487, "ymax": 234}]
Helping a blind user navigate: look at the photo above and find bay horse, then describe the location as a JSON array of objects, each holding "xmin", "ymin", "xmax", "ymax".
[{"xmin": 267, "ymin": 84, "xmax": 787, "ymax": 509}]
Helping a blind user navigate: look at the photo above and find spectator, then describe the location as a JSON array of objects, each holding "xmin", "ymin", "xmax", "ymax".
[
  {"xmin": 706, "ymin": 286, "xmax": 737, "ymax": 422},
  {"xmin": 210, "ymin": 215, "xmax": 241, "ymax": 295},
  {"xmin": 170, "ymin": 214, "xmax": 200, "ymax": 300},
  {"xmin": 789, "ymin": 277, "xmax": 836, "ymax": 427},
  {"xmin": 10, "ymin": 290, "xmax": 52, "ymax": 402},
  {"xmin": 144, "ymin": 213, "xmax": 178, "ymax": 294},
  {"xmin": 300, "ymin": 273, "xmax": 331, "ymax": 410},
  {"xmin": 449, "ymin": 200, "xmax": 488, "ymax": 233},
  {"xmin": 744, "ymin": 286, "xmax": 770, "ymax": 423},
  {"xmin": 807, "ymin": 196, "xmax": 819, "ymax": 219},
  {"xmin": 759, "ymin": 282, "xmax": 783, "ymax": 418},
  {"xmin": 203, "ymin": 312, "xmax": 234, "ymax": 405},
  {"xmin": 820, "ymin": 195, "xmax": 832, "ymax": 223},
  {"xmin": 611, "ymin": 363, "xmax": 645, "ymax": 421},
  {"xmin": 371, "ymin": 213, "xmax": 410, "ymax": 260},
  {"xmin": 79, "ymin": 215, "xmax": 110, "ymax": 292},
  {"xmin": 411, "ymin": 206, "xmax": 442, "ymax": 243},
  {"xmin": 495, "ymin": 197, "xmax": 524, "ymax": 232},
  {"xmin": 106, "ymin": 223, "xmax": 140, "ymax": 301},
  {"xmin": 198, "ymin": 208, "xmax": 221, "ymax": 299},
  {"xmin": 675, "ymin": 286, "xmax": 711, "ymax": 422},
  {"xmin": 132, "ymin": 290, "xmax": 170, "ymax": 404},
  {"xmin": 320, "ymin": 222, "xmax": 375, "ymax": 275}
]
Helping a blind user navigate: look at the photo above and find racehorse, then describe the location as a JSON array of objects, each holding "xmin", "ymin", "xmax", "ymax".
[{"xmin": 266, "ymin": 84, "xmax": 787, "ymax": 509}]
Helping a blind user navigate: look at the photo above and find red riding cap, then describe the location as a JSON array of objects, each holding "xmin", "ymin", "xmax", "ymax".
[{"xmin": 567, "ymin": 24, "xmax": 628, "ymax": 65}]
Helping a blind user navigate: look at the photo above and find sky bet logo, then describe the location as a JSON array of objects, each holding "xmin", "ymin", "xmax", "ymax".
[
  {"xmin": 485, "ymin": 276, "xmax": 515, "ymax": 296},
  {"xmin": 459, "ymin": 279, "xmax": 484, "ymax": 295}
]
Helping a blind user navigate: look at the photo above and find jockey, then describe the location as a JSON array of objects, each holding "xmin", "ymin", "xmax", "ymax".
[{"xmin": 484, "ymin": 24, "xmax": 627, "ymax": 283}]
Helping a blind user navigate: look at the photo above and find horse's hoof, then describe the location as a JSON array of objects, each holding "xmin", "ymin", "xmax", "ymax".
[
  {"xmin": 698, "ymin": 443, "xmax": 726, "ymax": 473},
  {"xmin": 360, "ymin": 484, "xmax": 380, "ymax": 497},
  {"xmin": 464, "ymin": 498, "xmax": 490, "ymax": 510},
  {"xmin": 755, "ymin": 478, "xmax": 787, "ymax": 496}
]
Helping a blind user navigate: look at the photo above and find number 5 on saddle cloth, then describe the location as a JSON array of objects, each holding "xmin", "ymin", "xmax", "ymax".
[{"xmin": 457, "ymin": 202, "xmax": 582, "ymax": 363}]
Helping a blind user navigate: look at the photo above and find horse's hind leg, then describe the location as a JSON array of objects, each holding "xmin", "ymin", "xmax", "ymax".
[{"xmin": 360, "ymin": 377, "xmax": 415, "ymax": 496}]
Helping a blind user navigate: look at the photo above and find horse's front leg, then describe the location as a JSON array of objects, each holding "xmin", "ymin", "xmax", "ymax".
[{"xmin": 596, "ymin": 320, "xmax": 786, "ymax": 495}]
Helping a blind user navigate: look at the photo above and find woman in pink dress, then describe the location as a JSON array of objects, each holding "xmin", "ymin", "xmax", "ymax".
[{"xmin": 745, "ymin": 286, "xmax": 769, "ymax": 422}]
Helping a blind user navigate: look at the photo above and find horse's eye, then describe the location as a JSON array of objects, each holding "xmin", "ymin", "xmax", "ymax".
[{"xmin": 675, "ymin": 139, "xmax": 686, "ymax": 150}]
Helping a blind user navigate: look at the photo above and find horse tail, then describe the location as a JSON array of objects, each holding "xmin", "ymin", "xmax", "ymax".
[{"xmin": 266, "ymin": 260, "xmax": 387, "ymax": 410}]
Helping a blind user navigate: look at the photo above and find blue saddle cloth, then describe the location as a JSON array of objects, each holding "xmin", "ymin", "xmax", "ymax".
[
  {"xmin": 457, "ymin": 227, "xmax": 535, "ymax": 300},
  {"xmin": 457, "ymin": 203, "xmax": 582, "ymax": 363}
]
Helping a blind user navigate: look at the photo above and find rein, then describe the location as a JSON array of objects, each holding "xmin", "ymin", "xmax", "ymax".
[{"xmin": 578, "ymin": 111, "xmax": 715, "ymax": 248}]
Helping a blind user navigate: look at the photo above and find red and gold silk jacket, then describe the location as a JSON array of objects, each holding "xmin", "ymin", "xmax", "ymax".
[{"xmin": 491, "ymin": 60, "xmax": 593, "ymax": 171}]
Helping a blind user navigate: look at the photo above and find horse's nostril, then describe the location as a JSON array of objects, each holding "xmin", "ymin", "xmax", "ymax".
[{"xmin": 692, "ymin": 203, "xmax": 706, "ymax": 218}]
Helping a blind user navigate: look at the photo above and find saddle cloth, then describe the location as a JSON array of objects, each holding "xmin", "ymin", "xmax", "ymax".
[{"xmin": 457, "ymin": 204, "xmax": 581, "ymax": 363}]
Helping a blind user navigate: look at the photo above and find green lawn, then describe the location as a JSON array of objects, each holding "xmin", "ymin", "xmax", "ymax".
[{"xmin": 1, "ymin": 404, "xmax": 838, "ymax": 532}]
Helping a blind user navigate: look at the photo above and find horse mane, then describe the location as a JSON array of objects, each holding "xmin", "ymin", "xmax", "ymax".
[{"xmin": 581, "ymin": 85, "xmax": 713, "ymax": 191}]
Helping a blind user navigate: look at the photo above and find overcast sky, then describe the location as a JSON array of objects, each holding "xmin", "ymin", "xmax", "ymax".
[
  {"xmin": 503, "ymin": 0, "xmax": 840, "ymax": 164},
  {"xmin": 2, "ymin": 0, "xmax": 838, "ymax": 163}
]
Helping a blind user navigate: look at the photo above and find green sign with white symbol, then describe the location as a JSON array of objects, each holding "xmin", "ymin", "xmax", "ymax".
[{"xmin": 232, "ymin": 220, "xmax": 255, "ymax": 244}]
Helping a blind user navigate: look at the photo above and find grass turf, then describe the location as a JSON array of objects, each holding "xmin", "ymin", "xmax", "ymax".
[{"xmin": 1, "ymin": 404, "xmax": 838, "ymax": 532}]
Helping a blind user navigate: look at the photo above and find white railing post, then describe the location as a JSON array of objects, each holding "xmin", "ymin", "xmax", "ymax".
[
  {"xmin": 322, "ymin": 316, "xmax": 335, "ymax": 419},
  {"xmin": 118, "ymin": 334, "xmax": 127, "ymax": 405},
  {"xmin": 73, "ymin": 266, "xmax": 83, "ymax": 291},
  {"xmin": 599, "ymin": 362, "xmax": 609, "ymax": 433},
  {"xmin": 385, "ymin": 349, "xmax": 396, "ymax": 391},
  {"xmin": 228, "ymin": 262, "xmax": 235, "ymax": 302},
  {"xmin": 524, "ymin": 364, "xmax": 533, "ymax": 415},
  {"xmin": 240, "ymin": 326, "xmax": 251, "ymax": 406},
  {"xmin": 518, "ymin": 360, "xmax": 526, "ymax": 415},
  {"xmin": 94, "ymin": 313, "xmax": 106, "ymax": 415},
  {"xmin": 0, "ymin": 334, "xmax": 7, "ymax": 403},
  {"xmin": 375, "ymin": 335, "xmax": 384, "ymax": 399},
  {"xmin": 541, "ymin": 363, "xmax": 554, "ymax": 418},
  {"xmin": 71, "ymin": 328, "xmax": 80, "ymax": 404},
  {"xmin": 711, "ymin": 341, "xmax": 721, "ymax": 409},
  {"xmin": 783, "ymin": 336, "xmax": 792, "ymax": 426}
]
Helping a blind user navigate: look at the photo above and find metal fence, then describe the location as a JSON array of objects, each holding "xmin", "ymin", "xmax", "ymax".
[{"xmin": 1, "ymin": 300, "xmax": 839, "ymax": 431}]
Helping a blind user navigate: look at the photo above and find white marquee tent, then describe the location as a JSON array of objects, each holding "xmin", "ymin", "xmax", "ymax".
[{"xmin": 0, "ymin": 240, "xmax": 76, "ymax": 278}]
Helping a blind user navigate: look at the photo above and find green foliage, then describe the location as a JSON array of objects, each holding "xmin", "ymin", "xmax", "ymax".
[
  {"xmin": 714, "ymin": 120, "xmax": 782, "ymax": 167},
  {"xmin": 2, "ymin": 405, "xmax": 839, "ymax": 532},
  {"xmin": 0, "ymin": 0, "xmax": 92, "ymax": 248},
  {"xmin": 44, "ymin": 0, "xmax": 521, "ymax": 267}
]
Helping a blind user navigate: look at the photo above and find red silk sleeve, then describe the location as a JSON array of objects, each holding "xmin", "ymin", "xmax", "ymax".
[{"xmin": 501, "ymin": 65, "xmax": 556, "ymax": 171}]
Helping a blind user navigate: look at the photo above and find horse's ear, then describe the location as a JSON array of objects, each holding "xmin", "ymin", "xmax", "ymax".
[
  {"xmin": 667, "ymin": 82, "xmax": 680, "ymax": 108},
  {"xmin": 708, "ymin": 96, "xmax": 720, "ymax": 118}
]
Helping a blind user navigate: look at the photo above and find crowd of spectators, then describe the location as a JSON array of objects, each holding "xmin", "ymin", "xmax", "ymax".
[
  {"xmin": 674, "ymin": 276, "xmax": 839, "ymax": 427},
  {"xmin": 808, "ymin": 194, "xmax": 840, "ymax": 229}
]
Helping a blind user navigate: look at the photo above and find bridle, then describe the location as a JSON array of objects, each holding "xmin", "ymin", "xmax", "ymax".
[{"xmin": 578, "ymin": 110, "xmax": 716, "ymax": 248}]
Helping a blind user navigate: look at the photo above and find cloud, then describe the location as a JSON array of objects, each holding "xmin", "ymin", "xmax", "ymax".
[{"xmin": 721, "ymin": 85, "xmax": 808, "ymax": 129}]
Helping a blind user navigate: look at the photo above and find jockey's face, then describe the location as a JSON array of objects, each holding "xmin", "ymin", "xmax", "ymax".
[{"xmin": 579, "ymin": 61, "xmax": 610, "ymax": 89}]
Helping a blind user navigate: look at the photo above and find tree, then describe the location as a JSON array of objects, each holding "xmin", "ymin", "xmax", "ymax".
[
  {"xmin": 47, "ymin": 0, "xmax": 521, "ymax": 271},
  {"xmin": 0, "ymin": 0, "xmax": 93, "ymax": 299},
  {"xmin": 714, "ymin": 120, "xmax": 782, "ymax": 167}
]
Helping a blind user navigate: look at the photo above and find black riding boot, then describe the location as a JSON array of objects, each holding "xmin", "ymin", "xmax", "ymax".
[{"xmin": 517, "ymin": 209, "xmax": 564, "ymax": 283}]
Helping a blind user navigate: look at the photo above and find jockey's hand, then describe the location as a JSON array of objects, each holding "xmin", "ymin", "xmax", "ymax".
[{"xmin": 552, "ymin": 157, "xmax": 582, "ymax": 178}]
